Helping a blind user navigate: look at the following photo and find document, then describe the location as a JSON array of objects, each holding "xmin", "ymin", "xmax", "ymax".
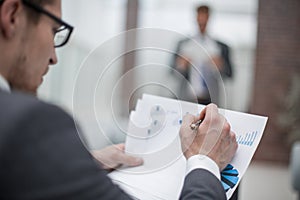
[{"xmin": 109, "ymin": 94, "xmax": 268, "ymax": 200}]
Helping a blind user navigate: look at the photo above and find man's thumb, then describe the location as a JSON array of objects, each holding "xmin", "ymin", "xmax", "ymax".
[{"xmin": 120, "ymin": 154, "xmax": 143, "ymax": 167}]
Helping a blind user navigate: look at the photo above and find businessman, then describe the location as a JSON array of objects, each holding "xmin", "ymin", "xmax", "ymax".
[
  {"xmin": 0, "ymin": 0, "xmax": 238, "ymax": 199},
  {"xmin": 171, "ymin": 5, "xmax": 234, "ymax": 105}
]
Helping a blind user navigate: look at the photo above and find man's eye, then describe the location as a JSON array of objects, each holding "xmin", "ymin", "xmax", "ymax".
[
  {"xmin": 52, "ymin": 28, "xmax": 59, "ymax": 35},
  {"xmin": 52, "ymin": 25, "xmax": 63, "ymax": 34}
]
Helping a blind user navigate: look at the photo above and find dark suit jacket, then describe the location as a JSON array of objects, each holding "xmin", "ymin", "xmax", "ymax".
[
  {"xmin": 171, "ymin": 38, "xmax": 233, "ymax": 80},
  {"xmin": 170, "ymin": 37, "xmax": 234, "ymax": 105},
  {"xmin": 215, "ymin": 40, "xmax": 233, "ymax": 79},
  {"xmin": 0, "ymin": 90, "xmax": 226, "ymax": 200}
]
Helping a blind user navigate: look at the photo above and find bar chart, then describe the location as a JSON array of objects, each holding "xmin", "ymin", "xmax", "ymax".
[{"xmin": 236, "ymin": 131, "xmax": 258, "ymax": 147}]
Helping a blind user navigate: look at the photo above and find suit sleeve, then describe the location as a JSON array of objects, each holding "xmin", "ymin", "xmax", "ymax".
[
  {"xmin": 170, "ymin": 38, "xmax": 190, "ymax": 80},
  {"xmin": 215, "ymin": 40, "xmax": 233, "ymax": 79},
  {"xmin": 0, "ymin": 102, "xmax": 132, "ymax": 200},
  {"xmin": 180, "ymin": 169, "xmax": 227, "ymax": 200}
]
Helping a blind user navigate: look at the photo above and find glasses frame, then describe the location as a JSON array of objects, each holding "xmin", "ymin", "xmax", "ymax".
[{"xmin": 22, "ymin": 0, "xmax": 74, "ymax": 48}]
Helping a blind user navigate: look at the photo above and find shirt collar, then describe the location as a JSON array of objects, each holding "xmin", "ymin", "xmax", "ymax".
[
  {"xmin": 195, "ymin": 32, "xmax": 209, "ymax": 42},
  {"xmin": 0, "ymin": 73, "xmax": 11, "ymax": 93}
]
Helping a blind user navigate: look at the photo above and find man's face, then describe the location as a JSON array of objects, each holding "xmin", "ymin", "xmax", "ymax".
[
  {"xmin": 197, "ymin": 12, "xmax": 209, "ymax": 34},
  {"xmin": 8, "ymin": 0, "xmax": 61, "ymax": 95}
]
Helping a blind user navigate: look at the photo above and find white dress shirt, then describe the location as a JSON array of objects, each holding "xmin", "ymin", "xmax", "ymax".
[
  {"xmin": 179, "ymin": 33, "xmax": 221, "ymax": 99},
  {"xmin": 0, "ymin": 73, "xmax": 10, "ymax": 93},
  {"xmin": 186, "ymin": 154, "xmax": 221, "ymax": 180}
]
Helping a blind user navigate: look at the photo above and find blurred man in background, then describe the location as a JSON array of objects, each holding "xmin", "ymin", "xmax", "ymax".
[{"xmin": 171, "ymin": 5, "xmax": 233, "ymax": 106}]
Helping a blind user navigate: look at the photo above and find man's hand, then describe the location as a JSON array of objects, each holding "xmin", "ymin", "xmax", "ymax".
[
  {"xmin": 176, "ymin": 56, "xmax": 191, "ymax": 71},
  {"xmin": 211, "ymin": 56, "xmax": 223, "ymax": 71},
  {"xmin": 91, "ymin": 143, "xmax": 143, "ymax": 171},
  {"xmin": 179, "ymin": 104, "xmax": 238, "ymax": 171}
]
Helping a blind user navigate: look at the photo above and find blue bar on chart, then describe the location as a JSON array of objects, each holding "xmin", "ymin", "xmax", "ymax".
[{"xmin": 236, "ymin": 131, "xmax": 258, "ymax": 146}]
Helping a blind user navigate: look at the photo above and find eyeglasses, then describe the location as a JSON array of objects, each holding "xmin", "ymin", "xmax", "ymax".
[{"xmin": 22, "ymin": 0, "xmax": 74, "ymax": 48}]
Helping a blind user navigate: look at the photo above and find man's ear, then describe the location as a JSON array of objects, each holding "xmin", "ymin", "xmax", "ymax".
[{"xmin": 0, "ymin": 0, "xmax": 23, "ymax": 38}]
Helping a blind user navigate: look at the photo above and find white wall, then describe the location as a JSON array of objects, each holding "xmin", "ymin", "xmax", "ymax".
[
  {"xmin": 38, "ymin": 0, "xmax": 258, "ymax": 149},
  {"xmin": 136, "ymin": 0, "xmax": 258, "ymax": 112}
]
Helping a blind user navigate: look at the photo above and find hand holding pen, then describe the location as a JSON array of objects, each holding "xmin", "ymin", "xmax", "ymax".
[
  {"xmin": 190, "ymin": 119, "xmax": 202, "ymax": 130},
  {"xmin": 179, "ymin": 104, "xmax": 238, "ymax": 171}
]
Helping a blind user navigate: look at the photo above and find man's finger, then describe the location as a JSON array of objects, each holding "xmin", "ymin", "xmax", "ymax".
[
  {"xmin": 200, "ymin": 104, "xmax": 218, "ymax": 126},
  {"xmin": 115, "ymin": 143, "xmax": 126, "ymax": 151},
  {"xmin": 114, "ymin": 143, "xmax": 143, "ymax": 166},
  {"xmin": 182, "ymin": 114, "xmax": 196, "ymax": 127},
  {"xmin": 119, "ymin": 154, "xmax": 143, "ymax": 167}
]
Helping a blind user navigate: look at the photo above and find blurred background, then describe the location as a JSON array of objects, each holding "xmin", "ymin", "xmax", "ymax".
[{"xmin": 38, "ymin": 0, "xmax": 300, "ymax": 199}]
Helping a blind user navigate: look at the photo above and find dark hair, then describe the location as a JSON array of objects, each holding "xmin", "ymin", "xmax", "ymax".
[
  {"xmin": 23, "ymin": 0, "xmax": 55, "ymax": 24},
  {"xmin": 0, "ymin": 0, "xmax": 52, "ymax": 7},
  {"xmin": 0, "ymin": 0, "xmax": 54, "ymax": 23},
  {"xmin": 196, "ymin": 5, "xmax": 210, "ymax": 14}
]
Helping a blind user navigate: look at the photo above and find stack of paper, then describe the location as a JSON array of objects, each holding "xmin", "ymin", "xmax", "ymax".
[{"xmin": 109, "ymin": 94, "xmax": 268, "ymax": 200}]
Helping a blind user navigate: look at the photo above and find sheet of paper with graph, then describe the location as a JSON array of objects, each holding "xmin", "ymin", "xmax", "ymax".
[{"xmin": 109, "ymin": 94, "xmax": 268, "ymax": 200}]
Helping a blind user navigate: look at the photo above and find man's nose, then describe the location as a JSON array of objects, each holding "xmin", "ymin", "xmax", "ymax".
[{"xmin": 49, "ymin": 48, "xmax": 58, "ymax": 65}]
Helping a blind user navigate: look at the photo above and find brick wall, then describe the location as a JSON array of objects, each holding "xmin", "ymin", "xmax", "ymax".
[{"xmin": 251, "ymin": 0, "xmax": 300, "ymax": 164}]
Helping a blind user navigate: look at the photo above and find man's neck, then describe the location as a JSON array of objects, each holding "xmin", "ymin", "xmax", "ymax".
[
  {"xmin": 196, "ymin": 32, "xmax": 208, "ymax": 41},
  {"xmin": 199, "ymin": 30, "xmax": 207, "ymax": 36}
]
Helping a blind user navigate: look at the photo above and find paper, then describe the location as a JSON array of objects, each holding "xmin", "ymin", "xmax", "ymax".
[{"xmin": 109, "ymin": 94, "xmax": 268, "ymax": 200}]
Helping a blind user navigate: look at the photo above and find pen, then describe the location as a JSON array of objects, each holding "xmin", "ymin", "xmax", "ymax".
[{"xmin": 190, "ymin": 119, "xmax": 202, "ymax": 130}]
